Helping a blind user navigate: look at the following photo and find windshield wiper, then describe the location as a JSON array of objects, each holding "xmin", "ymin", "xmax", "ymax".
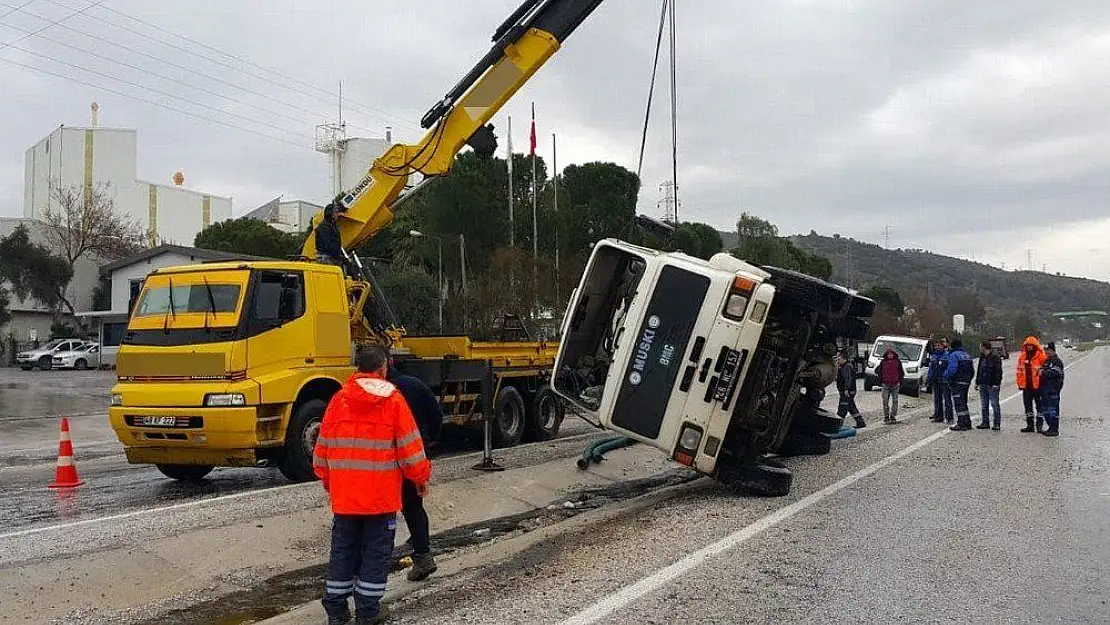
[
  {"xmin": 202, "ymin": 276, "xmax": 217, "ymax": 332},
  {"xmin": 163, "ymin": 277, "xmax": 177, "ymax": 333}
]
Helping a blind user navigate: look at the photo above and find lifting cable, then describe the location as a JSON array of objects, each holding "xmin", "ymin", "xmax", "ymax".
[
  {"xmin": 636, "ymin": 0, "xmax": 670, "ymax": 180},
  {"xmin": 635, "ymin": 0, "xmax": 681, "ymax": 224}
]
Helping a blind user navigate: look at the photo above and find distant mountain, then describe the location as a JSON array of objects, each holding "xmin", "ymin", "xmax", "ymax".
[{"xmin": 789, "ymin": 233, "xmax": 1110, "ymax": 318}]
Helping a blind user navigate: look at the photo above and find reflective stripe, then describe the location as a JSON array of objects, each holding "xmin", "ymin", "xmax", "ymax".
[
  {"xmin": 356, "ymin": 581, "xmax": 386, "ymax": 590},
  {"xmin": 398, "ymin": 450, "xmax": 426, "ymax": 468},
  {"xmin": 326, "ymin": 458, "xmax": 399, "ymax": 472},
  {"xmin": 312, "ymin": 455, "xmax": 328, "ymax": 468},
  {"xmin": 317, "ymin": 436, "xmax": 395, "ymax": 451},
  {"xmin": 355, "ymin": 587, "xmax": 386, "ymax": 597},
  {"xmin": 395, "ymin": 431, "xmax": 421, "ymax": 447},
  {"xmin": 327, "ymin": 580, "xmax": 355, "ymax": 590}
]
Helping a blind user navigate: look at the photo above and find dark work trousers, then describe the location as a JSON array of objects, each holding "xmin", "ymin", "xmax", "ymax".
[
  {"xmin": 933, "ymin": 382, "xmax": 954, "ymax": 421},
  {"xmin": 1041, "ymin": 390, "xmax": 1061, "ymax": 431},
  {"xmin": 401, "ymin": 479, "xmax": 431, "ymax": 555},
  {"xmin": 1022, "ymin": 388, "xmax": 1044, "ymax": 420},
  {"xmin": 951, "ymin": 383, "xmax": 972, "ymax": 427},
  {"xmin": 322, "ymin": 513, "xmax": 397, "ymax": 619},
  {"xmin": 837, "ymin": 392, "xmax": 860, "ymax": 417}
]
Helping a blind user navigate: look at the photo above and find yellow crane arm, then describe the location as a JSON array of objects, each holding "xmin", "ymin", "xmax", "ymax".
[{"xmin": 301, "ymin": 0, "xmax": 607, "ymax": 259}]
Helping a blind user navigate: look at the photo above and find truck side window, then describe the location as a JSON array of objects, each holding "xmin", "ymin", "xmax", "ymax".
[{"xmin": 253, "ymin": 271, "xmax": 305, "ymax": 323}]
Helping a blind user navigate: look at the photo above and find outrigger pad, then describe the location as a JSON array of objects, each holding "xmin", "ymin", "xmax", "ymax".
[{"xmin": 823, "ymin": 425, "xmax": 857, "ymax": 440}]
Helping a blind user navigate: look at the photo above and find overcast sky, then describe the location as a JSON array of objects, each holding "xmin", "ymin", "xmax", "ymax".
[{"xmin": 3, "ymin": 0, "xmax": 1109, "ymax": 280}]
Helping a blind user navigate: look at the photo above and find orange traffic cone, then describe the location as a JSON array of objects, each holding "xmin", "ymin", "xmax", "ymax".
[{"xmin": 48, "ymin": 417, "xmax": 84, "ymax": 489}]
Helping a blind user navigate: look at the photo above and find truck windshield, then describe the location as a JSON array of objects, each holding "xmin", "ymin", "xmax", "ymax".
[
  {"xmin": 555, "ymin": 245, "xmax": 647, "ymax": 410},
  {"xmin": 872, "ymin": 340, "xmax": 924, "ymax": 362},
  {"xmin": 134, "ymin": 283, "xmax": 241, "ymax": 317}
]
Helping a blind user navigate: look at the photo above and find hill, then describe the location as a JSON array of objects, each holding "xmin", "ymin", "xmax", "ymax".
[{"xmin": 789, "ymin": 233, "xmax": 1110, "ymax": 334}]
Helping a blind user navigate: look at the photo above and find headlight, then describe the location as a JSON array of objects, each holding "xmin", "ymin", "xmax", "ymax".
[
  {"xmin": 111, "ymin": 393, "xmax": 123, "ymax": 406},
  {"xmin": 905, "ymin": 365, "xmax": 919, "ymax": 373},
  {"xmin": 204, "ymin": 393, "xmax": 246, "ymax": 407},
  {"xmin": 724, "ymin": 294, "xmax": 749, "ymax": 319},
  {"xmin": 679, "ymin": 426, "xmax": 703, "ymax": 450}
]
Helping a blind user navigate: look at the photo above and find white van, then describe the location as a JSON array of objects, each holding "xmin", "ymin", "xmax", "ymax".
[{"xmin": 863, "ymin": 335, "xmax": 931, "ymax": 397}]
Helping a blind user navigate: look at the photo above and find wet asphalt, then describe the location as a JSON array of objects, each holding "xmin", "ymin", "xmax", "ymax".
[
  {"xmin": 0, "ymin": 368, "xmax": 595, "ymax": 536},
  {"xmin": 384, "ymin": 348, "xmax": 1109, "ymax": 624}
]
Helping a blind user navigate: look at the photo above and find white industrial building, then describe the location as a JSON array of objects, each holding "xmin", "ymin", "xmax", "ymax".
[
  {"xmin": 23, "ymin": 112, "xmax": 233, "ymax": 246},
  {"xmin": 242, "ymin": 198, "xmax": 324, "ymax": 234}
]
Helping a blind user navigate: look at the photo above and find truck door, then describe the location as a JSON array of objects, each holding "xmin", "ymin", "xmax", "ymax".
[{"xmin": 245, "ymin": 269, "xmax": 315, "ymax": 384}]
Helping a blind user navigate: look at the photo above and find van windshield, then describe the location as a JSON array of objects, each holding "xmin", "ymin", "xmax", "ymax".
[{"xmin": 873, "ymin": 340, "xmax": 924, "ymax": 362}]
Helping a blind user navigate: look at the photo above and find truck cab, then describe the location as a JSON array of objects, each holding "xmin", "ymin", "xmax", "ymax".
[{"xmin": 554, "ymin": 239, "xmax": 874, "ymax": 496}]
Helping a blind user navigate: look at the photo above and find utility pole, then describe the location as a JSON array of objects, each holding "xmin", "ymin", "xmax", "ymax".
[
  {"xmin": 658, "ymin": 181, "xmax": 679, "ymax": 223},
  {"xmin": 883, "ymin": 225, "xmax": 891, "ymax": 249},
  {"xmin": 1027, "ymin": 248, "xmax": 1033, "ymax": 271},
  {"xmin": 552, "ymin": 131, "xmax": 560, "ymax": 308}
]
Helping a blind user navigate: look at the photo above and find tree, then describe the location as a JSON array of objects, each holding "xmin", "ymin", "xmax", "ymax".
[
  {"xmin": 671, "ymin": 222, "xmax": 723, "ymax": 260},
  {"xmin": 861, "ymin": 285, "xmax": 905, "ymax": 317},
  {"xmin": 732, "ymin": 213, "xmax": 832, "ymax": 280},
  {"xmin": 195, "ymin": 218, "xmax": 305, "ymax": 258},
  {"xmin": 1013, "ymin": 312, "xmax": 1039, "ymax": 340},
  {"xmin": 376, "ymin": 265, "xmax": 440, "ymax": 335},
  {"xmin": 0, "ymin": 287, "xmax": 10, "ymax": 328},
  {"xmin": 0, "ymin": 225, "xmax": 74, "ymax": 319},
  {"xmin": 947, "ymin": 288, "xmax": 986, "ymax": 328}
]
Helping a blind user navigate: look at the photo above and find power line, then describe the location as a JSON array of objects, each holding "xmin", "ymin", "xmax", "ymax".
[
  {"xmin": 0, "ymin": 2, "xmax": 378, "ymax": 135},
  {"xmin": 43, "ymin": 0, "xmax": 420, "ymax": 132},
  {"xmin": 0, "ymin": 0, "xmax": 109, "ymax": 53},
  {"xmin": 1, "ymin": 19, "xmax": 333, "ymax": 133},
  {"xmin": 0, "ymin": 55, "xmax": 310, "ymax": 149},
  {"xmin": 3, "ymin": 42, "xmax": 315, "ymax": 142}
]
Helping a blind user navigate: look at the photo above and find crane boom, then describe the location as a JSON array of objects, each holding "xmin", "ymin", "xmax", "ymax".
[{"xmin": 301, "ymin": 0, "xmax": 607, "ymax": 259}]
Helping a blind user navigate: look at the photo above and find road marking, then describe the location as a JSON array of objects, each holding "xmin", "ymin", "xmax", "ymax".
[{"xmin": 562, "ymin": 351, "xmax": 1096, "ymax": 625}]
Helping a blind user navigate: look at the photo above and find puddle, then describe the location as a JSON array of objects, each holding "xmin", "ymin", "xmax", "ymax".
[{"xmin": 134, "ymin": 470, "xmax": 698, "ymax": 625}]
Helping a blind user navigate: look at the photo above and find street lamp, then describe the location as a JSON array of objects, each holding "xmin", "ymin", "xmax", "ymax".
[{"xmin": 409, "ymin": 230, "xmax": 443, "ymax": 333}]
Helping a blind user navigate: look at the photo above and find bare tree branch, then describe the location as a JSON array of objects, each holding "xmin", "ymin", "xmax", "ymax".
[{"xmin": 40, "ymin": 180, "xmax": 147, "ymax": 267}]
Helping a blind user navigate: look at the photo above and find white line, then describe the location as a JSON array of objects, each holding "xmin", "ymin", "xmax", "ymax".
[{"xmin": 562, "ymin": 351, "xmax": 1097, "ymax": 625}]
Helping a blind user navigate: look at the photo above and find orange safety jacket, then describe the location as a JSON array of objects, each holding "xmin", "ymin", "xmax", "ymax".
[
  {"xmin": 313, "ymin": 372, "xmax": 432, "ymax": 516},
  {"xmin": 1015, "ymin": 336, "xmax": 1046, "ymax": 391}
]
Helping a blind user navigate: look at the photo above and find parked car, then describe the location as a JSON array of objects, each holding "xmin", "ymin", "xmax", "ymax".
[
  {"xmin": 52, "ymin": 343, "xmax": 101, "ymax": 370},
  {"xmin": 16, "ymin": 338, "xmax": 88, "ymax": 371}
]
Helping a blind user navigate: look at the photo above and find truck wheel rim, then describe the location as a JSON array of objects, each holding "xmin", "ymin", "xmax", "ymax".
[
  {"xmin": 538, "ymin": 396, "xmax": 557, "ymax": 431},
  {"xmin": 303, "ymin": 421, "xmax": 322, "ymax": 456},
  {"xmin": 501, "ymin": 403, "xmax": 521, "ymax": 436}
]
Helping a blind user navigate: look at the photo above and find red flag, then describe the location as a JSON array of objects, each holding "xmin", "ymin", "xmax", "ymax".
[{"xmin": 529, "ymin": 103, "xmax": 537, "ymax": 157}]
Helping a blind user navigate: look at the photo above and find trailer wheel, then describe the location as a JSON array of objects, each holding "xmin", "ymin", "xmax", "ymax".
[
  {"xmin": 279, "ymin": 398, "xmax": 326, "ymax": 482},
  {"xmin": 156, "ymin": 464, "xmax": 213, "ymax": 481},
  {"xmin": 717, "ymin": 455, "xmax": 792, "ymax": 497},
  {"xmin": 492, "ymin": 386, "xmax": 526, "ymax": 448},
  {"xmin": 525, "ymin": 386, "xmax": 565, "ymax": 442},
  {"xmin": 762, "ymin": 266, "xmax": 854, "ymax": 319}
]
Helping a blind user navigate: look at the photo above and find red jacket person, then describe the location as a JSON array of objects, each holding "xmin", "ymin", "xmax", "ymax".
[{"xmin": 314, "ymin": 345, "xmax": 432, "ymax": 625}]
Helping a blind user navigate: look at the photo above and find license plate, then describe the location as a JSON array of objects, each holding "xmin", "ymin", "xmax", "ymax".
[
  {"xmin": 141, "ymin": 416, "xmax": 177, "ymax": 427},
  {"xmin": 713, "ymin": 350, "xmax": 742, "ymax": 402}
]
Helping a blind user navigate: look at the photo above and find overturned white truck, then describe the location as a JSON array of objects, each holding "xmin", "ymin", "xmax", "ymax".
[{"xmin": 553, "ymin": 238, "xmax": 875, "ymax": 496}]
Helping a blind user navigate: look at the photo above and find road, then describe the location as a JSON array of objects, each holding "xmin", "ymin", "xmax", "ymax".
[
  {"xmin": 0, "ymin": 368, "xmax": 594, "ymax": 535},
  {"xmin": 382, "ymin": 348, "xmax": 1109, "ymax": 624}
]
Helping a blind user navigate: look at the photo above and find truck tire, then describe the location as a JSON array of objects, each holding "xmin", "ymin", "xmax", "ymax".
[
  {"xmin": 156, "ymin": 464, "xmax": 213, "ymax": 481},
  {"xmin": 718, "ymin": 456, "xmax": 792, "ymax": 497},
  {"xmin": 279, "ymin": 398, "xmax": 327, "ymax": 482},
  {"xmin": 525, "ymin": 386, "xmax": 564, "ymax": 442},
  {"xmin": 762, "ymin": 266, "xmax": 853, "ymax": 319},
  {"xmin": 492, "ymin": 386, "xmax": 526, "ymax": 448}
]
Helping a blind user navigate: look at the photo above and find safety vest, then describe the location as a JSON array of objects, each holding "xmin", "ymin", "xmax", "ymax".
[{"xmin": 313, "ymin": 372, "xmax": 432, "ymax": 515}]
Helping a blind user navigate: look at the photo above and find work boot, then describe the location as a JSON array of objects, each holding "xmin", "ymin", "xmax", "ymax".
[
  {"xmin": 1035, "ymin": 417, "xmax": 1045, "ymax": 433},
  {"xmin": 888, "ymin": 417, "xmax": 900, "ymax": 424},
  {"xmin": 406, "ymin": 552, "xmax": 438, "ymax": 582},
  {"xmin": 950, "ymin": 424, "xmax": 971, "ymax": 431},
  {"xmin": 930, "ymin": 416, "xmax": 944, "ymax": 423},
  {"xmin": 991, "ymin": 424, "xmax": 1001, "ymax": 431},
  {"xmin": 1020, "ymin": 417, "xmax": 1035, "ymax": 433},
  {"xmin": 328, "ymin": 612, "xmax": 352, "ymax": 625},
  {"xmin": 854, "ymin": 415, "xmax": 867, "ymax": 428},
  {"xmin": 355, "ymin": 605, "xmax": 390, "ymax": 625},
  {"xmin": 1042, "ymin": 428, "xmax": 1059, "ymax": 437},
  {"xmin": 976, "ymin": 422, "xmax": 991, "ymax": 430}
]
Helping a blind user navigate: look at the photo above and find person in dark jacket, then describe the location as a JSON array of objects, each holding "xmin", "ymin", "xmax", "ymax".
[
  {"xmin": 386, "ymin": 360, "xmax": 443, "ymax": 581},
  {"xmin": 316, "ymin": 204, "xmax": 346, "ymax": 268},
  {"xmin": 929, "ymin": 339, "xmax": 954, "ymax": 423},
  {"xmin": 837, "ymin": 352, "xmax": 866, "ymax": 428},
  {"xmin": 944, "ymin": 339, "xmax": 976, "ymax": 431},
  {"xmin": 975, "ymin": 340, "xmax": 1004, "ymax": 430},
  {"xmin": 1039, "ymin": 342, "xmax": 1065, "ymax": 437},
  {"xmin": 876, "ymin": 347, "xmax": 905, "ymax": 424}
]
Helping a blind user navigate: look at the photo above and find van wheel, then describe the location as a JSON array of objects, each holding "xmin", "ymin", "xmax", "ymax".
[
  {"xmin": 525, "ymin": 386, "xmax": 564, "ymax": 442},
  {"xmin": 492, "ymin": 386, "xmax": 526, "ymax": 448},
  {"xmin": 864, "ymin": 379, "xmax": 874, "ymax": 392},
  {"xmin": 907, "ymin": 382, "xmax": 921, "ymax": 398},
  {"xmin": 762, "ymin": 266, "xmax": 854, "ymax": 319},
  {"xmin": 717, "ymin": 455, "xmax": 792, "ymax": 497},
  {"xmin": 156, "ymin": 464, "xmax": 213, "ymax": 481},
  {"xmin": 279, "ymin": 398, "xmax": 326, "ymax": 482}
]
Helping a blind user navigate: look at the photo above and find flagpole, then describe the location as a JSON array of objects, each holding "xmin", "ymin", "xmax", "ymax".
[
  {"xmin": 507, "ymin": 116, "xmax": 514, "ymax": 248},
  {"xmin": 531, "ymin": 102, "xmax": 538, "ymax": 262}
]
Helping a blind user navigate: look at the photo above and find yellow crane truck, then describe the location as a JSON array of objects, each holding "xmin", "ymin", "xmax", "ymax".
[{"xmin": 108, "ymin": 0, "xmax": 611, "ymax": 482}]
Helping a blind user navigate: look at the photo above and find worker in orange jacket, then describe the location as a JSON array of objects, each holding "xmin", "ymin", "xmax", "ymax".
[
  {"xmin": 314, "ymin": 345, "xmax": 432, "ymax": 625},
  {"xmin": 1016, "ymin": 336, "xmax": 1047, "ymax": 433}
]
